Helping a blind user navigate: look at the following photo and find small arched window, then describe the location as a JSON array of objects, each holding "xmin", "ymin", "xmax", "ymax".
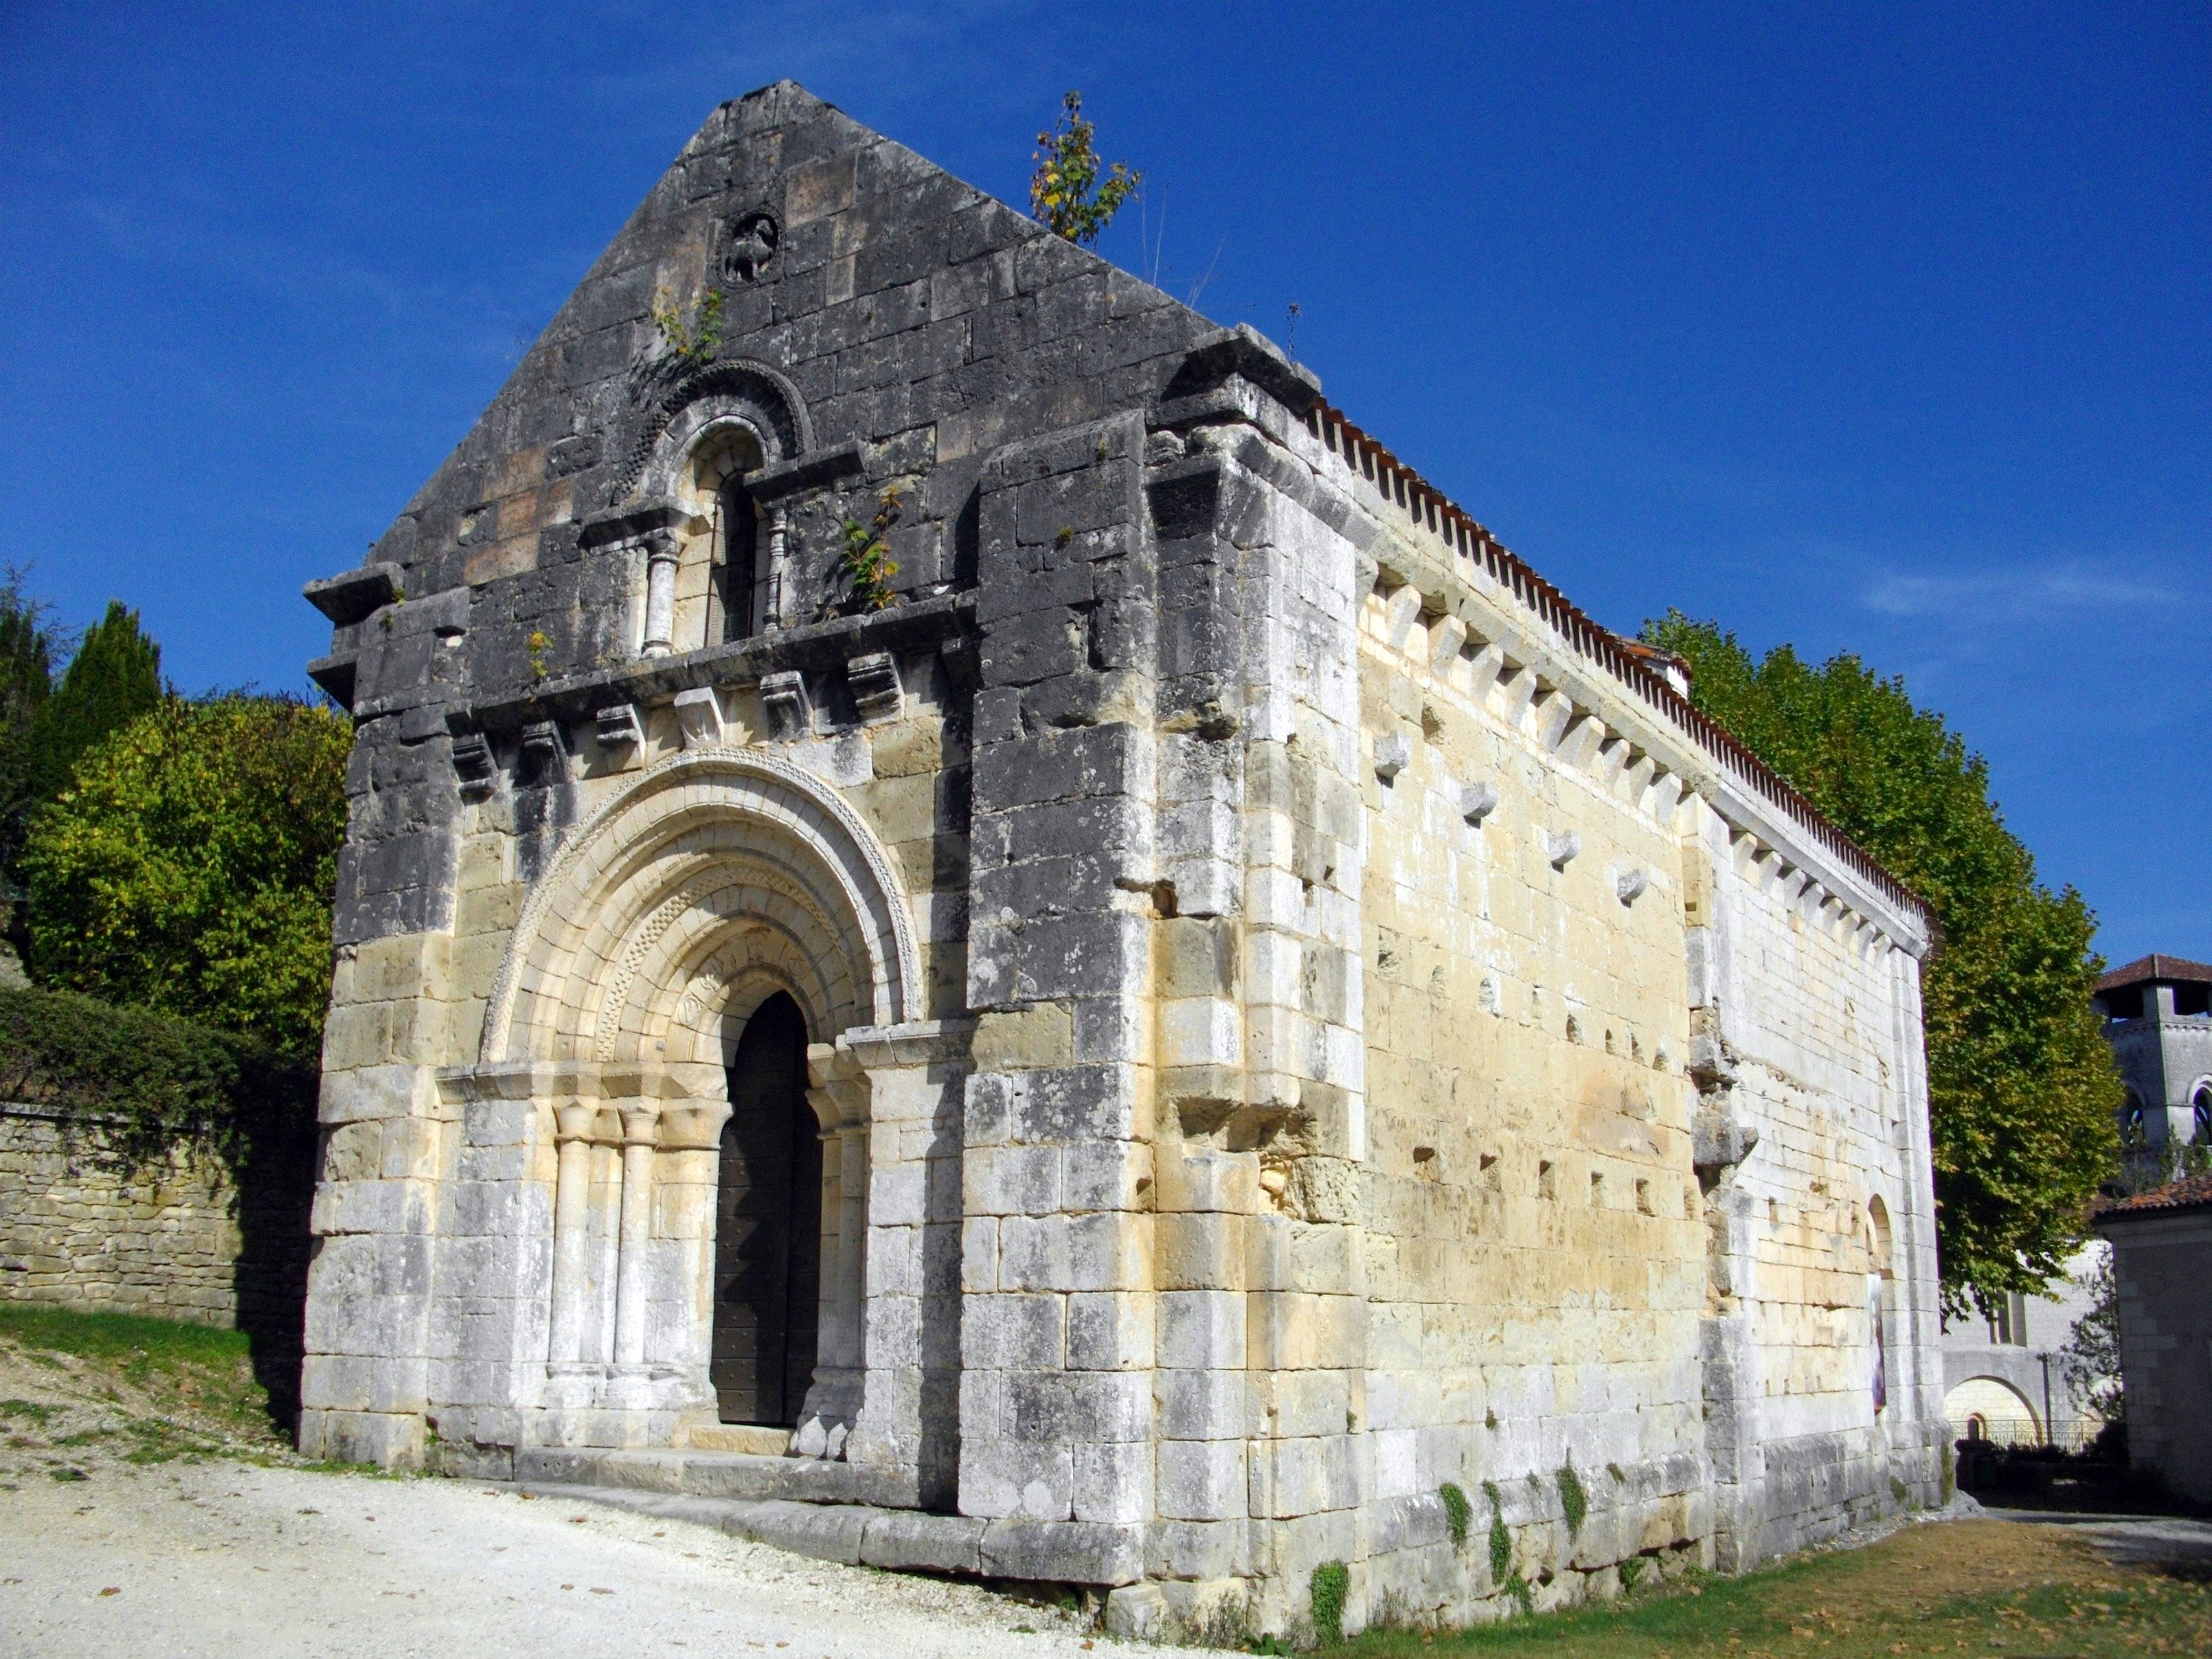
[
  {"xmin": 2193, "ymin": 1084, "xmax": 2211, "ymax": 1146},
  {"xmin": 675, "ymin": 423, "xmax": 765, "ymax": 649},
  {"xmin": 2122, "ymin": 1088, "xmax": 2147, "ymax": 1148},
  {"xmin": 707, "ymin": 470, "xmax": 761, "ymax": 643}
]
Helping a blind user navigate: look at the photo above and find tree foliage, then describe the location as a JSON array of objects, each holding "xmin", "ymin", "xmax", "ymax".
[
  {"xmin": 1641, "ymin": 612, "xmax": 2120, "ymax": 1314},
  {"xmin": 24, "ymin": 599, "xmax": 163, "ymax": 808},
  {"xmin": 0, "ymin": 981, "xmax": 313, "ymax": 1176},
  {"xmin": 0, "ymin": 575, "xmax": 57, "ymax": 893},
  {"xmin": 1030, "ymin": 91, "xmax": 1140, "ymax": 245},
  {"xmin": 22, "ymin": 695, "xmax": 351, "ymax": 1059}
]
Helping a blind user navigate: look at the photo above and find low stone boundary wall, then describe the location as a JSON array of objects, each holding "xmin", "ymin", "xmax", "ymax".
[
  {"xmin": 0, "ymin": 1105, "xmax": 244, "ymax": 1325},
  {"xmin": 0, "ymin": 1102, "xmax": 318, "ymax": 1417}
]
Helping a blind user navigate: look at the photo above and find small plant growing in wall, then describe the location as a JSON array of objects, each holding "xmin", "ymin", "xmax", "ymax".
[
  {"xmin": 1484, "ymin": 1481, "xmax": 1512, "ymax": 1586},
  {"xmin": 1558, "ymin": 1460, "xmax": 1587, "ymax": 1538},
  {"xmin": 525, "ymin": 629, "xmax": 552, "ymax": 682},
  {"xmin": 1439, "ymin": 1481, "xmax": 1471, "ymax": 1549},
  {"xmin": 839, "ymin": 487, "xmax": 904, "ymax": 612},
  {"xmin": 1029, "ymin": 91, "xmax": 1140, "ymax": 245},
  {"xmin": 650, "ymin": 285, "xmax": 724, "ymax": 363},
  {"xmin": 1309, "ymin": 1560, "xmax": 1349, "ymax": 1647}
]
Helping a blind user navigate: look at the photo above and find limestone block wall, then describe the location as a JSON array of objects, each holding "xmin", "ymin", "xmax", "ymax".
[
  {"xmin": 2099, "ymin": 1201, "xmax": 2212, "ymax": 1504},
  {"xmin": 0, "ymin": 1108, "xmax": 240, "ymax": 1325},
  {"xmin": 1353, "ymin": 592, "xmax": 1710, "ymax": 1623}
]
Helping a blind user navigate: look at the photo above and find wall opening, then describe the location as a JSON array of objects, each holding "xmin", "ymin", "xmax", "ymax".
[{"xmin": 711, "ymin": 992, "xmax": 823, "ymax": 1427}]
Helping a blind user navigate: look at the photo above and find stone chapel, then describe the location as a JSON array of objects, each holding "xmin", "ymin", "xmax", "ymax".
[{"xmin": 299, "ymin": 81, "xmax": 1948, "ymax": 1639}]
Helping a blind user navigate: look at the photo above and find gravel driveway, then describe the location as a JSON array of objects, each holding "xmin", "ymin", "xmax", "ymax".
[{"xmin": 0, "ymin": 1450, "xmax": 1171, "ymax": 1658}]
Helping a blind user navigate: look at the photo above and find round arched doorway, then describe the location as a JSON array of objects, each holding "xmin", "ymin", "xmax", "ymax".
[{"xmin": 711, "ymin": 992, "xmax": 823, "ymax": 1427}]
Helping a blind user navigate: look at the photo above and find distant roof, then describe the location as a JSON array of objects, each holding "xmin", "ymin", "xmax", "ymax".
[
  {"xmin": 2095, "ymin": 1173, "xmax": 2212, "ymax": 1222},
  {"xmin": 2097, "ymin": 954, "xmax": 2212, "ymax": 992}
]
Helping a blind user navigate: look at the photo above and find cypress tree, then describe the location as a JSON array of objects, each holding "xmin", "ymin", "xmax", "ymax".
[
  {"xmin": 25, "ymin": 600, "xmax": 164, "ymax": 806},
  {"xmin": 0, "ymin": 577, "xmax": 56, "ymax": 900}
]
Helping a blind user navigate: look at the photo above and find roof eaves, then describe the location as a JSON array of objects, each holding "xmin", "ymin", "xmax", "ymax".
[{"xmin": 1301, "ymin": 402, "xmax": 1928, "ymax": 928}]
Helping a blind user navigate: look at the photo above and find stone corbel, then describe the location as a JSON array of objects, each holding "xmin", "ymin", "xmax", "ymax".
[
  {"xmin": 1373, "ymin": 729, "xmax": 1412, "ymax": 783},
  {"xmin": 672, "ymin": 685, "xmax": 726, "ymax": 748},
  {"xmin": 519, "ymin": 718, "xmax": 568, "ymax": 787},
  {"xmin": 1428, "ymin": 612, "xmax": 1467, "ymax": 678},
  {"xmin": 1693, "ymin": 1093, "xmax": 1760, "ymax": 1189},
  {"xmin": 1382, "ymin": 585, "xmax": 1424, "ymax": 654},
  {"xmin": 448, "ymin": 716, "xmax": 498, "ymax": 801},
  {"xmin": 759, "ymin": 670, "xmax": 812, "ymax": 742},
  {"xmin": 845, "ymin": 650, "xmax": 902, "ymax": 723},
  {"xmin": 1532, "ymin": 690, "xmax": 1575, "ymax": 751},
  {"xmin": 595, "ymin": 702, "xmax": 644, "ymax": 769}
]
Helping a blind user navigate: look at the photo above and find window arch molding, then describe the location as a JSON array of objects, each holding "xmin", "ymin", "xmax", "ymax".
[{"xmin": 620, "ymin": 359, "xmax": 812, "ymax": 503}]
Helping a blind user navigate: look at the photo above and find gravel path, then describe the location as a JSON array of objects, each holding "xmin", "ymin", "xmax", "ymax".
[{"xmin": 0, "ymin": 1451, "xmax": 1170, "ymax": 1658}]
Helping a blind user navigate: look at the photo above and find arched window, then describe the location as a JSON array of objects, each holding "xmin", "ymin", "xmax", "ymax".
[
  {"xmin": 659, "ymin": 422, "xmax": 764, "ymax": 652},
  {"xmin": 2194, "ymin": 1084, "xmax": 2211, "ymax": 1146},
  {"xmin": 706, "ymin": 468, "xmax": 761, "ymax": 643},
  {"xmin": 2121, "ymin": 1088, "xmax": 2147, "ymax": 1148}
]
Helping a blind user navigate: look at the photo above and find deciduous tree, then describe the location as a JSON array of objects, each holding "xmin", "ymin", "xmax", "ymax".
[{"xmin": 22, "ymin": 695, "xmax": 351, "ymax": 1058}]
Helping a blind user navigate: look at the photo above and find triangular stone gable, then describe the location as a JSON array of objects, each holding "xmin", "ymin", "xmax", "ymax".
[{"xmin": 351, "ymin": 80, "xmax": 1217, "ymax": 714}]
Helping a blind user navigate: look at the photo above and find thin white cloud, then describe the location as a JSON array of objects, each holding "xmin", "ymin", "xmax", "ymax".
[{"xmin": 1858, "ymin": 560, "xmax": 2192, "ymax": 624}]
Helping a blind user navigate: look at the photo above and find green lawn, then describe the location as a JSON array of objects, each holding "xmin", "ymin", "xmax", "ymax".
[{"xmin": 1326, "ymin": 1517, "xmax": 2211, "ymax": 1658}]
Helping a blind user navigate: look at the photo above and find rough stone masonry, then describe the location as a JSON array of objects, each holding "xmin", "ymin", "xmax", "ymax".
[{"xmin": 298, "ymin": 81, "xmax": 1948, "ymax": 1639}]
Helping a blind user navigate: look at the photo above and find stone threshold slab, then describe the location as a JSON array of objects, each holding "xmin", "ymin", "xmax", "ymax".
[
  {"xmin": 514, "ymin": 1445, "xmax": 913, "ymax": 1508},
  {"xmin": 515, "ymin": 1478, "xmax": 1144, "ymax": 1585}
]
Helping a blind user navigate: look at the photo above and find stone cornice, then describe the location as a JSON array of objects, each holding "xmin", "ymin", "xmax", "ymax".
[{"xmin": 380, "ymin": 589, "xmax": 974, "ymax": 731}]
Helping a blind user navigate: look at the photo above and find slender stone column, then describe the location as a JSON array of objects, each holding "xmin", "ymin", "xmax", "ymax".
[
  {"xmin": 798, "ymin": 1049, "xmax": 870, "ymax": 1454},
  {"xmin": 759, "ymin": 507, "xmax": 790, "ymax": 632},
  {"xmin": 612, "ymin": 1103, "xmax": 660, "ymax": 1368},
  {"xmin": 547, "ymin": 1101, "xmax": 600, "ymax": 1367},
  {"xmin": 641, "ymin": 531, "xmax": 680, "ymax": 655}
]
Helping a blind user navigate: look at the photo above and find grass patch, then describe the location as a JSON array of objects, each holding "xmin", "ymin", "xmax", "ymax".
[
  {"xmin": 0, "ymin": 1303, "xmax": 283, "ymax": 1448},
  {"xmin": 1305, "ymin": 1520, "xmax": 2212, "ymax": 1657},
  {"xmin": 0, "ymin": 1303, "xmax": 251, "ymax": 1370}
]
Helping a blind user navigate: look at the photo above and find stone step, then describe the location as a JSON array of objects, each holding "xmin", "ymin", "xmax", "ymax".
[
  {"xmin": 518, "ymin": 1480, "xmax": 989, "ymax": 1576},
  {"xmin": 519, "ymin": 1477, "xmax": 1149, "ymax": 1595},
  {"xmin": 514, "ymin": 1445, "xmax": 912, "ymax": 1509}
]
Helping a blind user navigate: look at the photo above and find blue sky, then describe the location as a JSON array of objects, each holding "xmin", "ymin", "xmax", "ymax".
[{"xmin": 2, "ymin": 3, "xmax": 2205, "ymax": 961}]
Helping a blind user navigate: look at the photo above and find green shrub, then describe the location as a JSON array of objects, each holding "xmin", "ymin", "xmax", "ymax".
[
  {"xmin": 23, "ymin": 693, "xmax": 349, "ymax": 1058},
  {"xmin": 1310, "ymin": 1560, "xmax": 1349, "ymax": 1646},
  {"xmin": 0, "ymin": 981, "xmax": 313, "ymax": 1174}
]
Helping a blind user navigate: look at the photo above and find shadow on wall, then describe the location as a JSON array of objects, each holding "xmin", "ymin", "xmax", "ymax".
[{"xmin": 228, "ymin": 1105, "xmax": 321, "ymax": 1432}]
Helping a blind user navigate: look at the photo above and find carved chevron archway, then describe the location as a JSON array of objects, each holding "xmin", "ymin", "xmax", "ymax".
[{"xmin": 481, "ymin": 747, "xmax": 919, "ymax": 1065}]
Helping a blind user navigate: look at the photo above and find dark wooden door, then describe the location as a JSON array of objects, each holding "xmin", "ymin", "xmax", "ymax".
[{"xmin": 711, "ymin": 994, "xmax": 822, "ymax": 1426}]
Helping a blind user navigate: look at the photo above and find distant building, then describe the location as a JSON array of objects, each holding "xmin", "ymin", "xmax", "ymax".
[
  {"xmin": 2094, "ymin": 954, "xmax": 2212, "ymax": 1161},
  {"xmin": 2094, "ymin": 1174, "xmax": 2212, "ymax": 1503},
  {"xmin": 1939, "ymin": 1245, "xmax": 2106, "ymax": 1448}
]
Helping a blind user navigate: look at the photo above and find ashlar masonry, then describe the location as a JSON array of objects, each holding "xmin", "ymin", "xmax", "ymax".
[{"xmin": 300, "ymin": 81, "xmax": 1947, "ymax": 1640}]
